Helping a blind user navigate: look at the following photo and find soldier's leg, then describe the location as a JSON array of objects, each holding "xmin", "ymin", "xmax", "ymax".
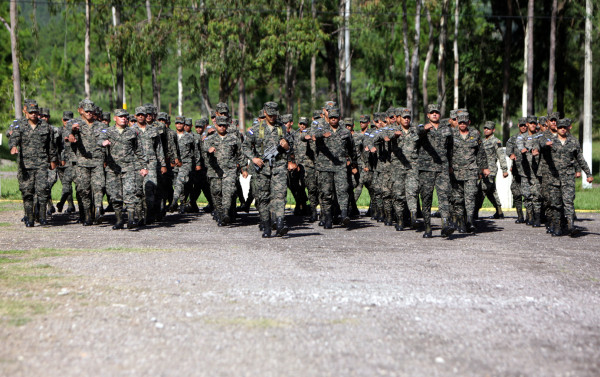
[
  {"xmin": 511, "ymin": 175, "xmax": 524, "ymax": 223},
  {"xmin": 530, "ymin": 176, "xmax": 543, "ymax": 227},
  {"xmin": 209, "ymin": 177, "xmax": 223, "ymax": 223},
  {"xmin": 435, "ymin": 170, "xmax": 454, "ymax": 237},
  {"xmin": 464, "ymin": 178, "xmax": 478, "ymax": 231},
  {"xmin": 392, "ymin": 170, "xmax": 406, "ymax": 230},
  {"xmin": 318, "ymin": 171, "xmax": 335, "ymax": 229},
  {"xmin": 74, "ymin": 166, "xmax": 93, "ymax": 224},
  {"xmin": 520, "ymin": 176, "xmax": 533, "ymax": 224},
  {"xmin": 560, "ymin": 176, "xmax": 577, "ymax": 235},
  {"xmin": 304, "ymin": 165, "xmax": 319, "ymax": 221},
  {"xmin": 419, "ymin": 171, "xmax": 435, "ymax": 237},
  {"xmin": 172, "ymin": 165, "xmax": 191, "ymax": 210},
  {"xmin": 143, "ymin": 164, "xmax": 158, "ymax": 222},
  {"xmin": 254, "ymin": 173, "xmax": 272, "ymax": 224},
  {"xmin": 222, "ymin": 173, "xmax": 238, "ymax": 224},
  {"xmin": 46, "ymin": 168, "xmax": 58, "ymax": 215},
  {"xmin": 270, "ymin": 169, "xmax": 289, "ymax": 236},
  {"xmin": 106, "ymin": 169, "xmax": 123, "ymax": 229},
  {"xmin": 90, "ymin": 165, "xmax": 106, "ymax": 223},
  {"xmin": 19, "ymin": 168, "xmax": 36, "ymax": 226}
]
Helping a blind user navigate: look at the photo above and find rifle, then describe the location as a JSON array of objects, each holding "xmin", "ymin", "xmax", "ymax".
[{"xmin": 254, "ymin": 144, "xmax": 280, "ymax": 172}]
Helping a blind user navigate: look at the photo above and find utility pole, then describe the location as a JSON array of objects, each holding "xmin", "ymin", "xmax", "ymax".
[{"xmin": 582, "ymin": 0, "xmax": 593, "ymax": 189}]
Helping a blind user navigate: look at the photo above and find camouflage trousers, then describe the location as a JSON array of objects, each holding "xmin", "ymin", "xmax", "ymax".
[
  {"xmin": 354, "ymin": 168, "xmax": 373, "ymax": 204},
  {"xmin": 548, "ymin": 175, "xmax": 576, "ymax": 219},
  {"xmin": 288, "ymin": 167, "xmax": 308, "ymax": 208},
  {"xmin": 142, "ymin": 162, "xmax": 159, "ymax": 217},
  {"xmin": 255, "ymin": 170, "xmax": 287, "ymax": 222},
  {"xmin": 105, "ymin": 168, "xmax": 140, "ymax": 211},
  {"xmin": 476, "ymin": 175, "xmax": 501, "ymax": 210},
  {"xmin": 520, "ymin": 174, "xmax": 542, "ymax": 213},
  {"xmin": 19, "ymin": 167, "xmax": 50, "ymax": 216},
  {"xmin": 187, "ymin": 169, "xmax": 212, "ymax": 208},
  {"xmin": 172, "ymin": 164, "xmax": 192, "ymax": 203},
  {"xmin": 303, "ymin": 165, "xmax": 319, "ymax": 208},
  {"xmin": 158, "ymin": 169, "xmax": 174, "ymax": 207},
  {"xmin": 74, "ymin": 165, "xmax": 105, "ymax": 211},
  {"xmin": 57, "ymin": 166, "xmax": 74, "ymax": 196},
  {"xmin": 372, "ymin": 169, "xmax": 392, "ymax": 217},
  {"xmin": 419, "ymin": 170, "xmax": 451, "ymax": 223},
  {"xmin": 318, "ymin": 169, "xmax": 349, "ymax": 216},
  {"xmin": 48, "ymin": 168, "xmax": 58, "ymax": 190},
  {"xmin": 392, "ymin": 168, "xmax": 419, "ymax": 220},
  {"xmin": 451, "ymin": 177, "xmax": 478, "ymax": 219},
  {"xmin": 510, "ymin": 174, "xmax": 523, "ymax": 210},
  {"xmin": 209, "ymin": 170, "xmax": 237, "ymax": 217},
  {"xmin": 540, "ymin": 174, "xmax": 552, "ymax": 220}
]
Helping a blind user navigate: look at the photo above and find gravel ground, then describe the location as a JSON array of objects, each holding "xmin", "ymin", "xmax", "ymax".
[{"xmin": 1, "ymin": 205, "xmax": 599, "ymax": 377}]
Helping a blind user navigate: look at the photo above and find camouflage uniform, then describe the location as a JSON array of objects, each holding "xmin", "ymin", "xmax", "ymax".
[
  {"xmin": 98, "ymin": 109, "xmax": 149, "ymax": 229},
  {"xmin": 69, "ymin": 101, "xmax": 107, "ymax": 224},
  {"xmin": 506, "ymin": 119, "xmax": 527, "ymax": 223},
  {"xmin": 202, "ymin": 116, "xmax": 244, "ymax": 225},
  {"xmin": 416, "ymin": 104, "xmax": 453, "ymax": 237},
  {"xmin": 56, "ymin": 111, "xmax": 76, "ymax": 213},
  {"xmin": 9, "ymin": 103, "xmax": 58, "ymax": 226},
  {"xmin": 314, "ymin": 108, "xmax": 356, "ymax": 228},
  {"xmin": 538, "ymin": 112, "xmax": 560, "ymax": 226},
  {"xmin": 449, "ymin": 115, "xmax": 488, "ymax": 231},
  {"xmin": 515, "ymin": 115, "xmax": 544, "ymax": 226},
  {"xmin": 476, "ymin": 121, "xmax": 508, "ymax": 217},
  {"xmin": 171, "ymin": 117, "xmax": 196, "ymax": 211},
  {"xmin": 291, "ymin": 117, "xmax": 319, "ymax": 221},
  {"xmin": 242, "ymin": 102, "xmax": 293, "ymax": 237},
  {"xmin": 156, "ymin": 113, "xmax": 179, "ymax": 215}
]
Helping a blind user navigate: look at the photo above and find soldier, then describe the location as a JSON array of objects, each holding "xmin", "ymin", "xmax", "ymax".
[
  {"xmin": 353, "ymin": 114, "xmax": 375, "ymax": 216},
  {"xmin": 242, "ymin": 101, "xmax": 292, "ymax": 237},
  {"xmin": 9, "ymin": 102, "xmax": 58, "ymax": 226},
  {"xmin": 476, "ymin": 121, "xmax": 508, "ymax": 219},
  {"xmin": 540, "ymin": 119, "xmax": 593, "ymax": 236},
  {"xmin": 156, "ymin": 112, "xmax": 180, "ymax": 219},
  {"xmin": 169, "ymin": 116, "xmax": 200, "ymax": 213},
  {"xmin": 293, "ymin": 116, "xmax": 319, "ymax": 221},
  {"xmin": 506, "ymin": 117, "xmax": 528, "ymax": 223},
  {"xmin": 282, "ymin": 113, "xmax": 307, "ymax": 216},
  {"xmin": 203, "ymin": 116, "xmax": 244, "ymax": 225},
  {"xmin": 449, "ymin": 114, "xmax": 490, "ymax": 233},
  {"xmin": 68, "ymin": 100, "xmax": 106, "ymax": 225},
  {"xmin": 55, "ymin": 111, "xmax": 76, "ymax": 213},
  {"xmin": 37, "ymin": 108, "xmax": 60, "ymax": 217},
  {"xmin": 343, "ymin": 117, "xmax": 360, "ymax": 218},
  {"xmin": 514, "ymin": 115, "xmax": 543, "ymax": 227},
  {"xmin": 131, "ymin": 106, "xmax": 167, "ymax": 224},
  {"xmin": 416, "ymin": 103, "xmax": 454, "ymax": 238},
  {"xmin": 99, "ymin": 109, "xmax": 149, "ymax": 229},
  {"xmin": 539, "ymin": 112, "xmax": 559, "ymax": 230},
  {"xmin": 101, "ymin": 112, "xmax": 111, "ymax": 126},
  {"xmin": 187, "ymin": 118, "xmax": 212, "ymax": 213},
  {"xmin": 314, "ymin": 107, "xmax": 356, "ymax": 229}
]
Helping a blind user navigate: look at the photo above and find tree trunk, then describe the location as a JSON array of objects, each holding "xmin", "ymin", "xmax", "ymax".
[
  {"xmin": 402, "ymin": 1, "xmax": 411, "ymax": 110},
  {"xmin": 310, "ymin": 0, "xmax": 316, "ymax": 110},
  {"xmin": 8, "ymin": 0, "xmax": 21, "ymax": 118},
  {"xmin": 238, "ymin": 77, "xmax": 246, "ymax": 131},
  {"xmin": 410, "ymin": 0, "xmax": 422, "ymax": 116},
  {"xmin": 344, "ymin": 0, "xmax": 351, "ymax": 115},
  {"xmin": 85, "ymin": 0, "xmax": 91, "ymax": 99},
  {"xmin": 178, "ymin": 39, "xmax": 183, "ymax": 116},
  {"xmin": 199, "ymin": 60, "xmax": 212, "ymax": 115},
  {"xmin": 582, "ymin": 0, "xmax": 593, "ymax": 188},
  {"xmin": 453, "ymin": 0, "xmax": 459, "ymax": 109},
  {"xmin": 324, "ymin": 39, "xmax": 338, "ymax": 101},
  {"xmin": 501, "ymin": 0, "xmax": 513, "ymax": 144},
  {"xmin": 526, "ymin": 0, "xmax": 534, "ymax": 114},
  {"xmin": 146, "ymin": 0, "xmax": 160, "ymax": 109},
  {"xmin": 284, "ymin": 3, "xmax": 297, "ymax": 113},
  {"xmin": 556, "ymin": 5, "xmax": 566, "ymax": 116},
  {"xmin": 337, "ymin": 0, "xmax": 346, "ymax": 115},
  {"xmin": 112, "ymin": 4, "xmax": 124, "ymax": 109},
  {"xmin": 437, "ymin": 0, "xmax": 449, "ymax": 114},
  {"xmin": 547, "ymin": 0, "xmax": 557, "ymax": 113},
  {"xmin": 422, "ymin": 6, "xmax": 434, "ymax": 112}
]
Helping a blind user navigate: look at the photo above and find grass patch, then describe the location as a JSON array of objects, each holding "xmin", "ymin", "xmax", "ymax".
[{"xmin": 205, "ymin": 317, "xmax": 290, "ymax": 329}]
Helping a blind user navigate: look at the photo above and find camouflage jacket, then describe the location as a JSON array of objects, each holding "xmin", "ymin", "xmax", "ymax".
[
  {"xmin": 416, "ymin": 122, "xmax": 453, "ymax": 172},
  {"xmin": 131, "ymin": 123, "xmax": 166, "ymax": 168},
  {"xmin": 449, "ymin": 128, "xmax": 488, "ymax": 180},
  {"xmin": 175, "ymin": 132, "xmax": 196, "ymax": 165},
  {"xmin": 482, "ymin": 134, "xmax": 508, "ymax": 177},
  {"xmin": 390, "ymin": 126, "xmax": 419, "ymax": 171},
  {"xmin": 9, "ymin": 118, "xmax": 58, "ymax": 170},
  {"xmin": 540, "ymin": 134, "xmax": 591, "ymax": 182},
  {"xmin": 242, "ymin": 121, "xmax": 293, "ymax": 176},
  {"xmin": 291, "ymin": 128, "xmax": 316, "ymax": 168},
  {"xmin": 98, "ymin": 127, "xmax": 148, "ymax": 173},
  {"xmin": 69, "ymin": 119, "xmax": 106, "ymax": 167},
  {"xmin": 313, "ymin": 122, "xmax": 356, "ymax": 172},
  {"xmin": 515, "ymin": 132, "xmax": 543, "ymax": 177},
  {"xmin": 538, "ymin": 130, "xmax": 558, "ymax": 177},
  {"xmin": 367, "ymin": 126, "xmax": 395, "ymax": 173},
  {"xmin": 202, "ymin": 132, "xmax": 243, "ymax": 178}
]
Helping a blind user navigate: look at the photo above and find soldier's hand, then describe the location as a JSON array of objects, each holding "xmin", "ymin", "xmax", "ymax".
[
  {"xmin": 104, "ymin": 162, "xmax": 107, "ymax": 168},
  {"xmin": 323, "ymin": 132, "xmax": 331, "ymax": 138},
  {"xmin": 312, "ymin": 135, "xmax": 316, "ymax": 141},
  {"xmin": 395, "ymin": 130, "xmax": 402, "ymax": 137},
  {"xmin": 207, "ymin": 128, "xmax": 215, "ymax": 134},
  {"xmin": 68, "ymin": 134, "xmax": 77, "ymax": 143},
  {"xmin": 587, "ymin": 176, "xmax": 594, "ymax": 183},
  {"xmin": 160, "ymin": 166, "xmax": 167, "ymax": 174},
  {"xmin": 252, "ymin": 157, "xmax": 264, "ymax": 167},
  {"xmin": 482, "ymin": 168, "xmax": 491, "ymax": 177},
  {"xmin": 288, "ymin": 161, "xmax": 298, "ymax": 171},
  {"xmin": 195, "ymin": 166, "xmax": 201, "ymax": 171},
  {"xmin": 60, "ymin": 160, "xmax": 65, "ymax": 166},
  {"xmin": 351, "ymin": 167, "xmax": 358, "ymax": 175},
  {"xmin": 424, "ymin": 123, "xmax": 433, "ymax": 130},
  {"xmin": 384, "ymin": 136, "xmax": 391, "ymax": 142},
  {"xmin": 10, "ymin": 147, "xmax": 18, "ymax": 155},
  {"xmin": 208, "ymin": 147, "xmax": 216, "ymax": 154},
  {"xmin": 532, "ymin": 149, "xmax": 539, "ymax": 156},
  {"xmin": 520, "ymin": 148, "xmax": 528, "ymax": 154},
  {"xmin": 102, "ymin": 140, "xmax": 111, "ymax": 147},
  {"xmin": 363, "ymin": 167, "xmax": 369, "ymax": 172},
  {"xmin": 241, "ymin": 170, "xmax": 249, "ymax": 179},
  {"xmin": 280, "ymin": 139, "xmax": 290, "ymax": 150},
  {"xmin": 546, "ymin": 141, "xmax": 553, "ymax": 147},
  {"xmin": 176, "ymin": 159, "xmax": 182, "ymax": 167},
  {"xmin": 575, "ymin": 171, "xmax": 581, "ymax": 178},
  {"xmin": 370, "ymin": 147, "xmax": 376, "ymax": 153},
  {"xmin": 503, "ymin": 172, "xmax": 509, "ymax": 178},
  {"xmin": 140, "ymin": 169, "xmax": 149, "ymax": 177},
  {"xmin": 50, "ymin": 161, "xmax": 57, "ymax": 170},
  {"xmin": 509, "ymin": 154, "xmax": 516, "ymax": 160},
  {"xmin": 304, "ymin": 134, "xmax": 312, "ymax": 140},
  {"xmin": 71, "ymin": 124, "xmax": 80, "ymax": 132}
]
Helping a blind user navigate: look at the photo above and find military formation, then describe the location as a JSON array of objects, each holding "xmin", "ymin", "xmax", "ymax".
[{"xmin": 7, "ymin": 98, "xmax": 593, "ymax": 238}]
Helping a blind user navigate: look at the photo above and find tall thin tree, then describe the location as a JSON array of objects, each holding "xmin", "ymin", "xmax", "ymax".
[
  {"xmin": 85, "ymin": 0, "xmax": 91, "ymax": 99},
  {"xmin": 453, "ymin": 0, "xmax": 459, "ymax": 109},
  {"xmin": 0, "ymin": 0, "xmax": 22, "ymax": 118},
  {"xmin": 547, "ymin": 0, "xmax": 557, "ymax": 113}
]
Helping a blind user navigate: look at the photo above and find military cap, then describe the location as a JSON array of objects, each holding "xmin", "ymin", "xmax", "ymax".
[
  {"xmin": 343, "ymin": 118, "xmax": 354, "ymax": 126},
  {"xmin": 114, "ymin": 109, "xmax": 129, "ymax": 117},
  {"xmin": 129, "ymin": 115, "xmax": 136, "ymax": 123},
  {"xmin": 24, "ymin": 98, "xmax": 38, "ymax": 106},
  {"xmin": 78, "ymin": 99, "xmax": 94, "ymax": 109},
  {"xmin": 26, "ymin": 103, "xmax": 39, "ymax": 113},
  {"xmin": 313, "ymin": 110, "xmax": 322, "ymax": 119},
  {"xmin": 185, "ymin": 118, "xmax": 193, "ymax": 126},
  {"xmin": 457, "ymin": 108, "xmax": 468, "ymax": 114},
  {"xmin": 134, "ymin": 106, "xmax": 147, "ymax": 115},
  {"xmin": 215, "ymin": 102, "xmax": 229, "ymax": 114},
  {"xmin": 196, "ymin": 118, "xmax": 208, "ymax": 127},
  {"xmin": 556, "ymin": 119, "xmax": 567, "ymax": 128},
  {"xmin": 157, "ymin": 112, "xmax": 169, "ymax": 121},
  {"xmin": 145, "ymin": 104, "xmax": 157, "ymax": 114},
  {"xmin": 450, "ymin": 109, "xmax": 458, "ymax": 119},
  {"xmin": 328, "ymin": 108, "xmax": 340, "ymax": 118},
  {"xmin": 298, "ymin": 117, "xmax": 309, "ymax": 125},
  {"xmin": 518, "ymin": 117, "xmax": 527, "ymax": 125},
  {"xmin": 231, "ymin": 119, "xmax": 239, "ymax": 127},
  {"xmin": 427, "ymin": 104, "xmax": 441, "ymax": 114},
  {"xmin": 399, "ymin": 108, "xmax": 412, "ymax": 118},
  {"xmin": 538, "ymin": 116, "xmax": 548, "ymax": 124},
  {"xmin": 175, "ymin": 116, "xmax": 185, "ymax": 124},
  {"xmin": 440, "ymin": 118, "xmax": 450, "ymax": 127},
  {"xmin": 264, "ymin": 101, "xmax": 279, "ymax": 116},
  {"xmin": 39, "ymin": 108, "xmax": 49, "ymax": 116},
  {"xmin": 563, "ymin": 118, "xmax": 572, "ymax": 126},
  {"xmin": 281, "ymin": 114, "xmax": 293, "ymax": 123},
  {"xmin": 548, "ymin": 112, "xmax": 560, "ymax": 120},
  {"xmin": 258, "ymin": 109, "xmax": 266, "ymax": 118},
  {"xmin": 359, "ymin": 115, "xmax": 370, "ymax": 123},
  {"xmin": 210, "ymin": 110, "xmax": 216, "ymax": 118},
  {"xmin": 215, "ymin": 116, "xmax": 229, "ymax": 126},
  {"xmin": 526, "ymin": 115, "xmax": 537, "ymax": 123},
  {"xmin": 102, "ymin": 112, "xmax": 111, "ymax": 121},
  {"xmin": 96, "ymin": 106, "xmax": 103, "ymax": 114},
  {"xmin": 483, "ymin": 121, "xmax": 495, "ymax": 129},
  {"xmin": 386, "ymin": 107, "xmax": 396, "ymax": 117},
  {"xmin": 323, "ymin": 101, "xmax": 338, "ymax": 111},
  {"xmin": 62, "ymin": 111, "xmax": 74, "ymax": 120},
  {"xmin": 457, "ymin": 114, "xmax": 469, "ymax": 123}
]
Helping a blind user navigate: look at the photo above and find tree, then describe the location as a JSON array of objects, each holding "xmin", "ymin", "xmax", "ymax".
[
  {"xmin": 0, "ymin": 0, "xmax": 22, "ymax": 118},
  {"xmin": 547, "ymin": 0, "xmax": 557, "ymax": 113}
]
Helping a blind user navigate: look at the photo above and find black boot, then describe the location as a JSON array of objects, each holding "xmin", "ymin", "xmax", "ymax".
[
  {"xmin": 465, "ymin": 216, "xmax": 475, "ymax": 233},
  {"xmin": 56, "ymin": 193, "xmax": 68, "ymax": 213},
  {"xmin": 262, "ymin": 220, "xmax": 272, "ymax": 238},
  {"xmin": 83, "ymin": 208, "xmax": 93, "ymax": 226},
  {"xmin": 275, "ymin": 217, "xmax": 289, "ymax": 237},
  {"xmin": 112, "ymin": 208, "xmax": 124, "ymax": 230},
  {"xmin": 25, "ymin": 205, "xmax": 35, "ymax": 227},
  {"xmin": 395, "ymin": 216, "xmax": 404, "ymax": 231},
  {"xmin": 309, "ymin": 206, "xmax": 318, "ymax": 222},
  {"xmin": 515, "ymin": 207, "xmax": 525, "ymax": 223},
  {"xmin": 567, "ymin": 216, "xmax": 580, "ymax": 237},
  {"xmin": 94, "ymin": 206, "xmax": 103, "ymax": 224},
  {"xmin": 340, "ymin": 210, "xmax": 350, "ymax": 226},
  {"xmin": 39, "ymin": 204, "xmax": 49, "ymax": 226},
  {"xmin": 456, "ymin": 215, "xmax": 466, "ymax": 233},
  {"xmin": 410, "ymin": 211, "xmax": 417, "ymax": 230},
  {"xmin": 441, "ymin": 218, "xmax": 455, "ymax": 237},
  {"xmin": 551, "ymin": 215, "xmax": 562, "ymax": 237},
  {"xmin": 532, "ymin": 211, "xmax": 541, "ymax": 227},
  {"xmin": 323, "ymin": 214, "xmax": 333, "ymax": 229},
  {"xmin": 422, "ymin": 221, "xmax": 432, "ymax": 238},
  {"xmin": 126, "ymin": 209, "xmax": 138, "ymax": 230},
  {"xmin": 221, "ymin": 212, "xmax": 231, "ymax": 226},
  {"xmin": 493, "ymin": 206, "xmax": 504, "ymax": 219}
]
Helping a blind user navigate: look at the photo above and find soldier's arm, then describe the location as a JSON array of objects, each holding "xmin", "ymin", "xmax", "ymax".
[
  {"xmin": 573, "ymin": 139, "xmax": 592, "ymax": 176},
  {"xmin": 476, "ymin": 140, "xmax": 488, "ymax": 171},
  {"xmin": 132, "ymin": 134, "xmax": 149, "ymax": 170},
  {"xmin": 496, "ymin": 141, "xmax": 508, "ymax": 173},
  {"xmin": 155, "ymin": 135, "xmax": 166, "ymax": 167},
  {"xmin": 241, "ymin": 130, "xmax": 258, "ymax": 161},
  {"xmin": 48, "ymin": 126, "xmax": 58, "ymax": 163}
]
